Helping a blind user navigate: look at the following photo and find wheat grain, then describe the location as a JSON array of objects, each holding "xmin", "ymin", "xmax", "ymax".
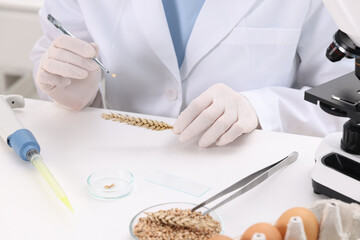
[
  {"xmin": 104, "ymin": 183, "xmax": 115, "ymax": 189},
  {"xmin": 145, "ymin": 209, "xmax": 220, "ymax": 232},
  {"xmin": 101, "ymin": 113, "xmax": 173, "ymax": 131},
  {"xmin": 133, "ymin": 208, "xmax": 221, "ymax": 240}
]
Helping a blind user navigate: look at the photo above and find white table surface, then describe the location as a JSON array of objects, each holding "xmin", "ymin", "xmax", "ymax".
[{"xmin": 0, "ymin": 98, "xmax": 327, "ymax": 240}]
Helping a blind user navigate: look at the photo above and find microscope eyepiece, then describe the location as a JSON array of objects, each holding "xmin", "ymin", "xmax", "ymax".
[
  {"xmin": 326, "ymin": 42, "xmax": 346, "ymax": 62},
  {"xmin": 327, "ymin": 30, "xmax": 360, "ymax": 62}
]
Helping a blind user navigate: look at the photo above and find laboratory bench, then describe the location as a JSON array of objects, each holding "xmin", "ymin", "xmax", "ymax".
[{"xmin": 0, "ymin": 98, "xmax": 327, "ymax": 240}]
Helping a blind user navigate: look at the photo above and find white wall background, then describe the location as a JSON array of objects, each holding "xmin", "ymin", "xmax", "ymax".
[{"xmin": 0, "ymin": 0, "xmax": 44, "ymax": 98}]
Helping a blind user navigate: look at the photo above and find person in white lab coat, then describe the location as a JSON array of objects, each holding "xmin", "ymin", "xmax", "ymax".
[{"xmin": 30, "ymin": 0, "xmax": 353, "ymax": 147}]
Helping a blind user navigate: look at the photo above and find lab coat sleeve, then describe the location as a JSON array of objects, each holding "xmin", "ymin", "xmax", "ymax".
[
  {"xmin": 29, "ymin": 0, "xmax": 97, "ymax": 102},
  {"xmin": 241, "ymin": 0, "xmax": 353, "ymax": 137}
]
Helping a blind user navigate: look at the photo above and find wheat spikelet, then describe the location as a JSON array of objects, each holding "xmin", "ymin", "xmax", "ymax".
[
  {"xmin": 101, "ymin": 113, "xmax": 173, "ymax": 131},
  {"xmin": 144, "ymin": 209, "xmax": 221, "ymax": 232}
]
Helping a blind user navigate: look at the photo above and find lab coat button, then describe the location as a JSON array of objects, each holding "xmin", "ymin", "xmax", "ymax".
[{"xmin": 166, "ymin": 88, "xmax": 178, "ymax": 101}]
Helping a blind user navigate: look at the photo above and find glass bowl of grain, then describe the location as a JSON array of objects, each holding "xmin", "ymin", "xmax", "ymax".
[{"xmin": 129, "ymin": 202, "xmax": 223, "ymax": 240}]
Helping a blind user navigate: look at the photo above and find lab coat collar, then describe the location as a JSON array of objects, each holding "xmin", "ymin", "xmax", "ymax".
[
  {"xmin": 181, "ymin": 0, "xmax": 261, "ymax": 80},
  {"xmin": 132, "ymin": 0, "xmax": 181, "ymax": 82},
  {"xmin": 132, "ymin": 0, "xmax": 260, "ymax": 82}
]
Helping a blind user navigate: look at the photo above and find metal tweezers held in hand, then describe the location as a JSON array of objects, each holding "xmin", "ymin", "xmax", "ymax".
[{"xmin": 192, "ymin": 151, "xmax": 299, "ymax": 215}]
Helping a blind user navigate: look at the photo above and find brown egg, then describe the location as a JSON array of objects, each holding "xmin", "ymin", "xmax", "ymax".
[
  {"xmin": 209, "ymin": 235, "xmax": 233, "ymax": 240},
  {"xmin": 240, "ymin": 222, "xmax": 282, "ymax": 240},
  {"xmin": 275, "ymin": 207, "xmax": 319, "ymax": 240}
]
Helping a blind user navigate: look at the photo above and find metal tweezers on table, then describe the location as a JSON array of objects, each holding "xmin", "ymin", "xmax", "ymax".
[{"xmin": 192, "ymin": 151, "xmax": 299, "ymax": 215}]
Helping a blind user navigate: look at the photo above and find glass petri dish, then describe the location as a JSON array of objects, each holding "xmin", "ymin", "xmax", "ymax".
[
  {"xmin": 87, "ymin": 169, "xmax": 134, "ymax": 199},
  {"xmin": 129, "ymin": 202, "xmax": 223, "ymax": 239}
]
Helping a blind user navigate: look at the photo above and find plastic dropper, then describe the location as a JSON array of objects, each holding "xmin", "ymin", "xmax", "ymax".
[{"xmin": 27, "ymin": 149, "xmax": 73, "ymax": 212}]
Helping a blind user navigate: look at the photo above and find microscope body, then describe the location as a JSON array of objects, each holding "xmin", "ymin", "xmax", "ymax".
[
  {"xmin": 304, "ymin": 0, "xmax": 360, "ymax": 203},
  {"xmin": 305, "ymin": 71, "xmax": 360, "ymax": 203},
  {"xmin": 322, "ymin": 0, "xmax": 360, "ymax": 46}
]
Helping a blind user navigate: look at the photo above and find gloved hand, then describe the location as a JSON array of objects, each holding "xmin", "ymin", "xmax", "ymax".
[
  {"xmin": 173, "ymin": 83, "xmax": 259, "ymax": 147},
  {"xmin": 35, "ymin": 35, "xmax": 101, "ymax": 111}
]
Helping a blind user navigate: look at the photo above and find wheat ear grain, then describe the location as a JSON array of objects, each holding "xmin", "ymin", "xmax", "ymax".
[
  {"xmin": 144, "ymin": 209, "xmax": 221, "ymax": 232},
  {"xmin": 101, "ymin": 113, "xmax": 173, "ymax": 131}
]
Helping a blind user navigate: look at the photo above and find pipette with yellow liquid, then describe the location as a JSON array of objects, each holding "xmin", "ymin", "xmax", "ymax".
[{"xmin": 0, "ymin": 95, "xmax": 73, "ymax": 212}]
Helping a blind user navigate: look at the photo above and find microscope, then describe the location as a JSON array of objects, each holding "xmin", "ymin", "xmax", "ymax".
[{"xmin": 304, "ymin": 0, "xmax": 360, "ymax": 203}]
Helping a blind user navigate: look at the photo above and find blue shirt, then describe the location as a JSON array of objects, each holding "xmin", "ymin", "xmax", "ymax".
[{"xmin": 162, "ymin": 0, "xmax": 205, "ymax": 67}]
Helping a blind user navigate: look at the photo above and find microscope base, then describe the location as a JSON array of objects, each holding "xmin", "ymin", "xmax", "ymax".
[
  {"xmin": 312, "ymin": 132, "xmax": 360, "ymax": 203},
  {"xmin": 312, "ymin": 179, "xmax": 358, "ymax": 203}
]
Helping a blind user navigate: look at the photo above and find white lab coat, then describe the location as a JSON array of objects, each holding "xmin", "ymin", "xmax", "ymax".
[{"xmin": 30, "ymin": 0, "xmax": 353, "ymax": 137}]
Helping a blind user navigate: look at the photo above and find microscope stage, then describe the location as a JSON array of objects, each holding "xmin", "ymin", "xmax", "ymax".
[{"xmin": 305, "ymin": 71, "xmax": 360, "ymax": 121}]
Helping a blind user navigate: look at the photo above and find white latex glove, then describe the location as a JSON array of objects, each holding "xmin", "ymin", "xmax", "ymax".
[
  {"xmin": 36, "ymin": 35, "xmax": 101, "ymax": 111},
  {"xmin": 173, "ymin": 83, "xmax": 259, "ymax": 147}
]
